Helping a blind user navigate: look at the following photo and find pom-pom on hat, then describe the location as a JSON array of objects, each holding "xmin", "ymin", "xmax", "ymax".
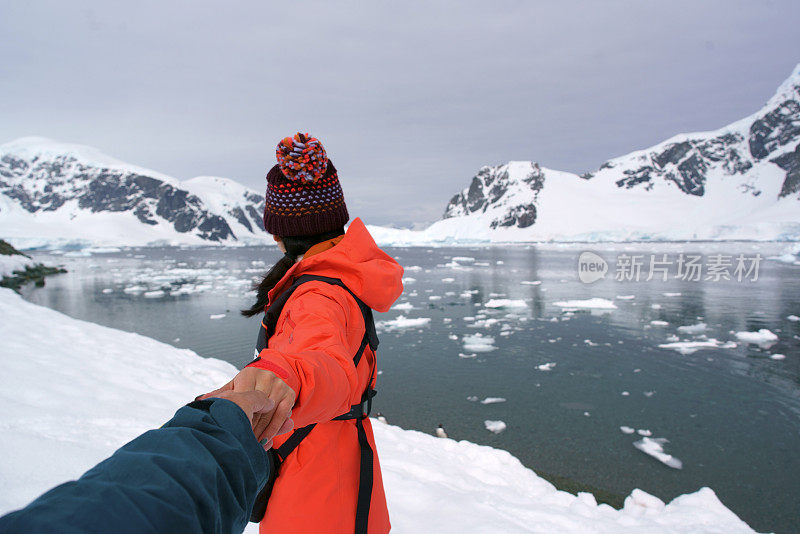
[
  {"xmin": 263, "ymin": 132, "xmax": 349, "ymax": 237},
  {"xmin": 276, "ymin": 132, "xmax": 328, "ymax": 183}
]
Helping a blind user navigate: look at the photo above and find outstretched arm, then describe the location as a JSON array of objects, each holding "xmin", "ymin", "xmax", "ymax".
[{"xmin": 0, "ymin": 393, "xmax": 272, "ymax": 534}]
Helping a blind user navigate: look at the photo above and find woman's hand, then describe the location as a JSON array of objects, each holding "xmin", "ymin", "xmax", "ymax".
[{"xmin": 199, "ymin": 367, "xmax": 296, "ymax": 448}]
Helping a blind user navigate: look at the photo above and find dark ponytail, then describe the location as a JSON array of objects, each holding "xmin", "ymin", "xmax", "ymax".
[{"xmin": 241, "ymin": 226, "xmax": 346, "ymax": 317}]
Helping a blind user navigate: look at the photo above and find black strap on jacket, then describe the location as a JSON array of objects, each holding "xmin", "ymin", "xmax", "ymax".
[{"xmin": 252, "ymin": 274, "xmax": 379, "ymax": 533}]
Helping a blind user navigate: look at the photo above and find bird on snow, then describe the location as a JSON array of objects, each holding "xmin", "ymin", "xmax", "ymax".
[
  {"xmin": 376, "ymin": 412, "xmax": 387, "ymax": 424},
  {"xmin": 436, "ymin": 424, "xmax": 448, "ymax": 439}
]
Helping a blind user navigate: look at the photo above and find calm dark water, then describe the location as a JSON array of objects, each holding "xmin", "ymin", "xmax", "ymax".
[{"xmin": 21, "ymin": 243, "xmax": 800, "ymax": 534}]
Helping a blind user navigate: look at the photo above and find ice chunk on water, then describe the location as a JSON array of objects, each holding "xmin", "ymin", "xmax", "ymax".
[
  {"xmin": 484, "ymin": 299, "xmax": 527, "ymax": 308},
  {"xmin": 650, "ymin": 320, "xmax": 669, "ymax": 326},
  {"xmin": 770, "ymin": 353, "xmax": 786, "ymax": 360},
  {"xmin": 677, "ymin": 322, "xmax": 707, "ymax": 335},
  {"xmin": 787, "ymin": 315, "xmax": 800, "ymax": 322},
  {"xmin": 484, "ymin": 420, "xmax": 507, "ymax": 434},
  {"xmin": 209, "ymin": 313, "xmax": 225, "ymax": 319},
  {"xmin": 462, "ymin": 333, "xmax": 496, "ymax": 352},
  {"xmin": 377, "ymin": 315, "xmax": 431, "ymax": 331},
  {"xmin": 637, "ymin": 429, "xmax": 652, "ymax": 436},
  {"xmin": 536, "ymin": 362, "xmax": 556, "ymax": 371},
  {"xmin": 520, "ymin": 280, "xmax": 541, "ymax": 285},
  {"xmin": 633, "ymin": 437, "xmax": 683, "ymax": 469},
  {"xmin": 554, "ymin": 298, "xmax": 617, "ymax": 310},
  {"xmin": 393, "ymin": 302, "xmax": 414, "ymax": 311},
  {"xmin": 658, "ymin": 339, "xmax": 734, "ymax": 355},
  {"xmin": 620, "ymin": 426, "xmax": 635, "ymax": 434},
  {"xmin": 735, "ymin": 329, "xmax": 778, "ymax": 349},
  {"xmin": 480, "ymin": 397, "xmax": 506, "ymax": 404}
]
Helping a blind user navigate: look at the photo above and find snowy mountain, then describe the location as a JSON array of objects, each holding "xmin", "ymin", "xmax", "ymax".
[
  {"xmin": 0, "ymin": 137, "xmax": 269, "ymax": 249},
  {"xmin": 424, "ymin": 63, "xmax": 800, "ymax": 243}
]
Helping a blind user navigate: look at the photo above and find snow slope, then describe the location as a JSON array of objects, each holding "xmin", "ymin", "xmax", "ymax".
[{"xmin": 0, "ymin": 288, "xmax": 757, "ymax": 533}]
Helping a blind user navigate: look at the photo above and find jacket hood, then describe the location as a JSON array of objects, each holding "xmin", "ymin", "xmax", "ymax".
[{"xmin": 267, "ymin": 217, "xmax": 404, "ymax": 312}]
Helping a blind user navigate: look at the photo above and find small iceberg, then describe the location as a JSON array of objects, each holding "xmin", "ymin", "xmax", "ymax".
[
  {"xmin": 633, "ymin": 437, "xmax": 683, "ymax": 469},
  {"xmin": 484, "ymin": 420, "xmax": 507, "ymax": 434}
]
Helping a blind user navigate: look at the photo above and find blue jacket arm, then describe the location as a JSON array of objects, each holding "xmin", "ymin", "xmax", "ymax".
[{"xmin": 0, "ymin": 398, "xmax": 268, "ymax": 534}]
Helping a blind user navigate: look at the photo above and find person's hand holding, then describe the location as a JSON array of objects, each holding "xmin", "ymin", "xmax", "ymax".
[{"xmin": 200, "ymin": 367, "xmax": 296, "ymax": 448}]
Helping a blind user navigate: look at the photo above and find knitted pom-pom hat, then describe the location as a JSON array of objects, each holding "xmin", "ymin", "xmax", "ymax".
[{"xmin": 263, "ymin": 132, "xmax": 350, "ymax": 236}]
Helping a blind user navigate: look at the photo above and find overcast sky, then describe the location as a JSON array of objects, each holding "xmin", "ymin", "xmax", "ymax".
[{"xmin": 1, "ymin": 1, "xmax": 799, "ymax": 227}]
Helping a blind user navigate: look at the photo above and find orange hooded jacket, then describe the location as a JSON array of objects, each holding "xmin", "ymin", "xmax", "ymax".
[{"xmin": 247, "ymin": 217, "xmax": 404, "ymax": 533}]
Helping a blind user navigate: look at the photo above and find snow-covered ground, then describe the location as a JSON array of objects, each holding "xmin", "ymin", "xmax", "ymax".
[
  {"xmin": 0, "ymin": 288, "xmax": 759, "ymax": 533},
  {"xmin": 0, "ymin": 253, "xmax": 34, "ymax": 278}
]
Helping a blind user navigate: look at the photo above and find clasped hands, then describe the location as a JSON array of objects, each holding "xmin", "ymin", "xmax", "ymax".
[{"xmin": 198, "ymin": 367, "xmax": 296, "ymax": 449}]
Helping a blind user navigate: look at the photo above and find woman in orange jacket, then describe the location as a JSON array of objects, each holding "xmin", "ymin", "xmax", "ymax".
[{"xmin": 203, "ymin": 133, "xmax": 403, "ymax": 533}]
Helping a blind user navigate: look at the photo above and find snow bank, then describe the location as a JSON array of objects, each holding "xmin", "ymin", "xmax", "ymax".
[
  {"xmin": 0, "ymin": 254, "xmax": 34, "ymax": 277},
  {"xmin": 0, "ymin": 289, "xmax": 757, "ymax": 533}
]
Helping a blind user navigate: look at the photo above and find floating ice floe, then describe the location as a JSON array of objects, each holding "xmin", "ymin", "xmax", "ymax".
[
  {"xmin": 520, "ymin": 280, "xmax": 542, "ymax": 285},
  {"xmin": 143, "ymin": 290, "xmax": 165, "ymax": 298},
  {"xmin": 663, "ymin": 292, "xmax": 682, "ymax": 297},
  {"xmin": 651, "ymin": 304, "xmax": 662, "ymax": 310},
  {"xmin": 657, "ymin": 339, "xmax": 736, "ymax": 355},
  {"xmin": 377, "ymin": 315, "xmax": 431, "ymax": 331},
  {"xmin": 620, "ymin": 426, "xmax": 635, "ymax": 434},
  {"xmin": 633, "ymin": 437, "xmax": 683, "ymax": 469},
  {"xmin": 392, "ymin": 302, "xmax": 414, "ymax": 311},
  {"xmin": 484, "ymin": 420, "xmax": 507, "ymax": 434},
  {"xmin": 735, "ymin": 329, "xmax": 779, "ymax": 349},
  {"xmin": 617, "ymin": 295, "xmax": 635, "ymax": 300},
  {"xmin": 209, "ymin": 313, "xmax": 226, "ymax": 320},
  {"xmin": 787, "ymin": 315, "xmax": 799, "ymax": 322},
  {"xmin": 401, "ymin": 277, "xmax": 416, "ymax": 284},
  {"xmin": 621, "ymin": 391, "xmax": 630, "ymax": 396},
  {"xmin": 553, "ymin": 298, "xmax": 617, "ymax": 310},
  {"xmin": 677, "ymin": 322, "xmax": 707, "ymax": 335},
  {"xmin": 769, "ymin": 353, "xmax": 786, "ymax": 360},
  {"xmin": 468, "ymin": 318, "xmax": 500, "ymax": 329},
  {"xmin": 441, "ymin": 277, "xmax": 455, "ymax": 283},
  {"xmin": 404, "ymin": 265, "xmax": 422, "ymax": 272},
  {"xmin": 480, "ymin": 397, "xmax": 507, "ymax": 404},
  {"xmin": 458, "ymin": 353, "xmax": 477, "ymax": 359},
  {"xmin": 428, "ymin": 295, "xmax": 442, "ymax": 301},
  {"xmin": 448, "ymin": 334, "xmax": 458, "ymax": 341},
  {"xmin": 484, "ymin": 299, "xmax": 527, "ymax": 309},
  {"xmin": 462, "ymin": 333, "xmax": 496, "ymax": 352},
  {"xmin": 101, "ymin": 288, "xmax": 113, "ymax": 294},
  {"xmin": 637, "ymin": 429, "xmax": 652, "ymax": 436},
  {"xmin": 466, "ymin": 396, "xmax": 478, "ymax": 402},
  {"xmin": 536, "ymin": 362, "xmax": 556, "ymax": 371},
  {"xmin": 123, "ymin": 285, "xmax": 147, "ymax": 294},
  {"xmin": 650, "ymin": 320, "xmax": 669, "ymax": 326}
]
